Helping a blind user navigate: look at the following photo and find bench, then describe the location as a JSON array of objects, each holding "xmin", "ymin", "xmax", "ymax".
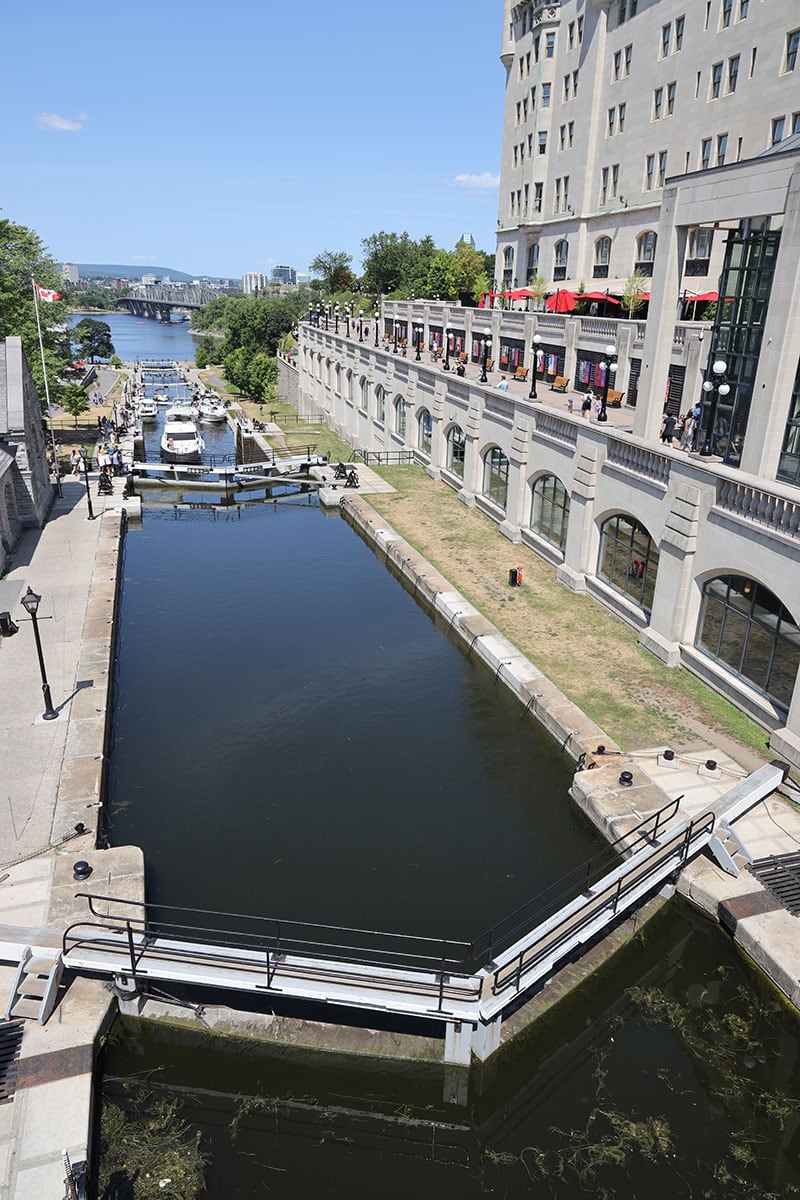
[
  {"xmin": 607, "ymin": 389, "xmax": 625, "ymax": 408},
  {"xmin": 431, "ymin": 346, "xmax": 443, "ymax": 360},
  {"xmin": 514, "ymin": 366, "xmax": 529, "ymax": 382},
  {"xmin": 550, "ymin": 376, "xmax": 569, "ymax": 392}
]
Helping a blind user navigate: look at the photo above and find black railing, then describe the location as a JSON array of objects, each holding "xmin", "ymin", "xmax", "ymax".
[{"xmin": 354, "ymin": 449, "xmax": 416, "ymax": 466}]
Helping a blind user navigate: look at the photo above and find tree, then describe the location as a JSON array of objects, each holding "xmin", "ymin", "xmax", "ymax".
[
  {"xmin": 61, "ymin": 384, "xmax": 90, "ymax": 427},
  {"xmin": 72, "ymin": 317, "xmax": 114, "ymax": 362},
  {"xmin": 622, "ymin": 270, "xmax": 650, "ymax": 320},
  {"xmin": 309, "ymin": 250, "xmax": 354, "ymax": 294},
  {"xmin": 223, "ymin": 346, "xmax": 250, "ymax": 394},
  {"xmin": 360, "ymin": 231, "xmax": 417, "ymax": 295},
  {"xmin": 0, "ymin": 217, "xmax": 70, "ymax": 403},
  {"xmin": 194, "ymin": 336, "xmax": 218, "ymax": 370},
  {"xmin": 426, "ymin": 251, "xmax": 455, "ymax": 300},
  {"xmin": 248, "ymin": 352, "xmax": 277, "ymax": 401},
  {"xmin": 451, "ymin": 241, "xmax": 486, "ymax": 299}
]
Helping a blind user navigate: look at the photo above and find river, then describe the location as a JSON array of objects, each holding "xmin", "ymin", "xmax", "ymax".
[{"xmin": 68, "ymin": 309, "xmax": 201, "ymax": 362}]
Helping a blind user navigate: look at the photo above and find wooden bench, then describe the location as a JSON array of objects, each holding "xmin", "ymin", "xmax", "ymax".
[
  {"xmin": 458, "ymin": 351, "xmax": 468, "ymax": 362},
  {"xmin": 514, "ymin": 366, "xmax": 529, "ymax": 382},
  {"xmin": 607, "ymin": 389, "xmax": 625, "ymax": 408},
  {"xmin": 550, "ymin": 376, "xmax": 569, "ymax": 392}
]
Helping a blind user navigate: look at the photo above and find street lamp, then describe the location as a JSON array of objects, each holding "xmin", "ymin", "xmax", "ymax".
[
  {"xmin": 324, "ymin": 304, "xmax": 330, "ymax": 331},
  {"xmin": 414, "ymin": 327, "xmax": 422, "ymax": 361},
  {"xmin": 358, "ymin": 309, "xmax": 364, "ymax": 342},
  {"xmin": 345, "ymin": 305, "xmax": 351, "ymax": 335},
  {"xmin": 700, "ymin": 359, "xmax": 731, "ymax": 457},
  {"xmin": 393, "ymin": 321, "xmax": 399, "ymax": 354},
  {"xmin": 334, "ymin": 304, "xmax": 340, "ymax": 334},
  {"xmin": 21, "ymin": 587, "xmax": 58, "ymax": 720},
  {"xmin": 529, "ymin": 333, "xmax": 542, "ymax": 400},
  {"xmin": 374, "ymin": 311, "xmax": 380, "ymax": 347},
  {"xmin": 597, "ymin": 343, "xmax": 617, "ymax": 423},
  {"xmin": 479, "ymin": 329, "xmax": 492, "ymax": 383},
  {"xmin": 79, "ymin": 448, "xmax": 95, "ymax": 520},
  {"xmin": 443, "ymin": 326, "xmax": 452, "ymax": 371}
]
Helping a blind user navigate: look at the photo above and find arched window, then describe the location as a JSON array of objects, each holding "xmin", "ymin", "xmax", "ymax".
[
  {"xmin": 359, "ymin": 376, "xmax": 369, "ymax": 411},
  {"xmin": 375, "ymin": 385, "xmax": 385, "ymax": 424},
  {"xmin": 345, "ymin": 369, "xmax": 353, "ymax": 402},
  {"xmin": 554, "ymin": 239, "xmax": 569, "ymax": 280},
  {"xmin": 526, "ymin": 243, "xmax": 539, "ymax": 281},
  {"xmin": 483, "ymin": 447, "xmax": 509, "ymax": 510},
  {"xmin": 635, "ymin": 231, "xmax": 657, "ymax": 276},
  {"xmin": 594, "ymin": 236, "xmax": 611, "ymax": 279},
  {"xmin": 697, "ymin": 576, "xmax": 799, "ymax": 709},
  {"xmin": 446, "ymin": 424, "xmax": 465, "ymax": 478},
  {"xmin": 394, "ymin": 396, "xmax": 406, "ymax": 438},
  {"xmin": 334, "ymin": 363, "xmax": 341, "ymax": 395},
  {"xmin": 530, "ymin": 474, "xmax": 570, "ymax": 551},
  {"xmin": 598, "ymin": 514, "xmax": 659, "ymax": 613},
  {"xmin": 418, "ymin": 408, "xmax": 432, "ymax": 455}
]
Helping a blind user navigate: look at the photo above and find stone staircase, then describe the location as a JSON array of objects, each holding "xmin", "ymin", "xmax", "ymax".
[{"xmin": 3, "ymin": 948, "xmax": 63, "ymax": 1024}]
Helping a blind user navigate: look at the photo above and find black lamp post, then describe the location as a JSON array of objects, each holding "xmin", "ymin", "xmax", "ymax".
[
  {"xmin": 597, "ymin": 343, "xmax": 617, "ymax": 423},
  {"xmin": 358, "ymin": 309, "xmax": 364, "ymax": 342},
  {"xmin": 324, "ymin": 304, "xmax": 330, "ymax": 331},
  {"xmin": 414, "ymin": 327, "xmax": 422, "ymax": 361},
  {"xmin": 21, "ymin": 587, "xmax": 58, "ymax": 720},
  {"xmin": 345, "ymin": 305, "xmax": 351, "ymax": 335},
  {"xmin": 700, "ymin": 359, "xmax": 730, "ymax": 456},
  {"xmin": 374, "ymin": 311, "xmax": 380, "ymax": 347},
  {"xmin": 443, "ymin": 326, "xmax": 452, "ymax": 371},
  {"xmin": 393, "ymin": 322, "xmax": 398, "ymax": 354},
  {"xmin": 479, "ymin": 330, "xmax": 492, "ymax": 383},
  {"xmin": 334, "ymin": 305, "xmax": 340, "ymax": 334},
  {"xmin": 79, "ymin": 448, "xmax": 95, "ymax": 520},
  {"xmin": 529, "ymin": 333, "xmax": 542, "ymax": 400}
]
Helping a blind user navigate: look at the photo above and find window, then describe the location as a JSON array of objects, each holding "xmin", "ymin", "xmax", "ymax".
[
  {"xmin": 716, "ymin": 133, "xmax": 728, "ymax": 166},
  {"xmin": 688, "ymin": 226, "xmax": 713, "ymax": 262},
  {"xmin": 697, "ymin": 576, "xmax": 799, "ymax": 709},
  {"xmin": 418, "ymin": 409, "xmax": 432, "ymax": 456},
  {"xmin": 538, "ymin": 131, "xmax": 548, "ymax": 154},
  {"xmin": 624, "ymin": 44, "xmax": 632, "ymax": 75},
  {"xmin": 611, "ymin": 163, "xmax": 620, "ymax": 196},
  {"xmin": 667, "ymin": 81, "xmax": 676, "ymax": 114},
  {"xmin": 375, "ymin": 386, "xmax": 385, "ymax": 424},
  {"xmin": 577, "ymin": 15, "xmax": 584, "ymax": 41},
  {"xmin": 359, "ymin": 376, "xmax": 369, "ymax": 411},
  {"xmin": 657, "ymin": 149, "xmax": 668, "ymax": 186},
  {"xmin": 598, "ymin": 515, "xmax": 659, "ymax": 613},
  {"xmin": 738, "ymin": 0, "xmax": 748, "ymax": 18},
  {"xmin": 594, "ymin": 236, "xmax": 612, "ymax": 278},
  {"xmin": 545, "ymin": 32, "xmax": 555, "ymax": 58},
  {"xmin": 530, "ymin": 475, "xmax": 571, "ymax": 552},
  {"xmin": 526, "ymin": 243, "xmax": 539, "ymax": 278},
  {"xmin": 568, "ymin": 20, "xmax": 575, "ymax": 48},
  {"xmin": 542, "ymin": 82, "xmax": 551, "ymax": 107},
  {"xmin": 711, "ymin": 61, "xmax": 723, "ymax": 98},
  {"xmin": 563, "ymin": 175, "xmax": 570, "ymax": 211},
  {"xmin": 618, "ymin": 102, "xmax": 627, "ymax": 130},
  {"xmin": 607, "ymin": 107, "xmax": 616, "ymax": 135},
  {"xmin": 728, "ymin": 54, "xmax": 739, "ymax": 92},
  {"xmin": 653, "ymin": 87, "xmax": 663, "ymax": 119},
  {"xmin": 721, "ymin": 0, "xmax": 732, "ymax": 28},
  {"xmin": 750, "ymin": 47, "xmax": 757, "ymax": 76},
  {"xmin": 613, "ymin": 50, "xmax": 621, "ymax": 81},
  {"xmin": 534, "ymin": 182, "xmax": 543, "ymax": 212},
  {"xmin": 675, "ymin": 15, "xmax": 685, "ymax": 48},
  {"xmin": 786, "ymin": 30, "xmax": 800, "ymax": 72},
  {"xmin": 568, "ymin": 121, "xmax": 574, "ymax": 147},
  {"xmin": 554, "ymin": 178, "xmax": 562, "ymax": 213},
  {"xmin": 534, "ymin": 35, "xmax": 540, "ymax": 62},
  {"xmin": 559, "ymin": 125, "xmax": 566, "ymax": 150},
  {"xmin": 446, "ymin": 424, "xmax": 465, "ymax": 479},
  {"xmin": 619, "ymin": 0, "xmax": 628, "ymax": 22},
  {"xmin": 554, "ymin": 239, "xmax": 569, "ymax": 279},
  {"xmin": 772, "ymin": 116, "xmax": 785, "ymax": 145},
  {"xmin": 564, "ymin": 73, "xmax": 571, "ymax": 100},
  {"xmin": 644, "ymin": 153, "xmax": 655, "ymax": 190},
  {"xmin": 394, "ymin": 397, "xmax": 406, "ymax": 438},
  {"xmin": 483, "ymin": 448, "xmax": 509, "ymax": 510},
  {"xmin": 636, "ymin": 230, "xmax": 657, "ymax": 273},
  {"xmin": 573, "ymin": 69, "xmax": 579, "ymax": 95},
  {"xmin": 661, "ymin": 23, "xmax": 671, "ymax": 57},
  {"xmin": 701, "ymin": 137, "xmax": 712, "ymax": 169},
  {"xmin": 513, "ymin": 146, "xmax": 519, "ymax": 167},
  {"xmin": 793, "ymin": 111, "xmax": 800, "ymax": 134},
  {"xmin": 600, "ymin": 166, "xmax": 609, "ymax": 204}
]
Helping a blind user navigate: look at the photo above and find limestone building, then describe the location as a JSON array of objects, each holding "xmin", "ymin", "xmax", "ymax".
[{"xmin": 0, "ymin": 338, "xmax": 53, "ymax": 572}]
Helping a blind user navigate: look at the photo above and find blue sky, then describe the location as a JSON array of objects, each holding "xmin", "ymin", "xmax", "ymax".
[{"xmin": 2, "ymin": 1, "xmax": 504, "ymax": 279}]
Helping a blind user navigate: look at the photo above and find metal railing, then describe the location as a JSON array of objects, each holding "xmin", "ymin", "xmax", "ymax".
[{"xmin": 354, "ymin": 449, "xmax": 416, "ymax": 466}]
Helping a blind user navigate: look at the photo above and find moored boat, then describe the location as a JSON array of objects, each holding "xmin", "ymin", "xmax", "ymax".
[
  {"xmin": 198, "ymin": 396, "xmax": 227, "ymax": 423},
  {"xmin": 160, "ymin": 406, "xmax": 205, "ymax": 464}
]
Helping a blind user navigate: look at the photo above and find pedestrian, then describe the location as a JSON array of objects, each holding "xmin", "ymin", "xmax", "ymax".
[
  {"xmin": 593, "ymin": 391, "xmax": 602, "ymax": 420},
  {"xmin": 497, "ymin": 376, "xmax": 509, "ymax": 392},
  {"xmin": 567, "ymin": 395, "xmax": 574, "ymax": 414},
  {"xmin": 661, "ymin": 412, "xmax": 677, "ymax": 444},
  {"xmin": 581, "ymin": 393, "xmax": 592, "ymax": 418},
  {"xmin": 679, "ymin": 411, "xmax": 694, "ymax": 450},
  {"xmin": 70, "ymin": 449, "xmax": 80, "ymax": 475}
]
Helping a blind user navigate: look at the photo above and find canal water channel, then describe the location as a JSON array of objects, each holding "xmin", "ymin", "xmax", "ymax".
[{"xmin": 95, "ymin": 322, "xmax": 800, "ymax": 1197}]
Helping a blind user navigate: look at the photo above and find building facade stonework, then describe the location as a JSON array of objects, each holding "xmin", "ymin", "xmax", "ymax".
[{"xmin": 0, "ymin": 337, "xmax": 52, "ymax": 573}]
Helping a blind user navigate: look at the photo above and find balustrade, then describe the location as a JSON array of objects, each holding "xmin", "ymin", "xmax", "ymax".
[
  {"xmin": 716, "ymin": 479, "xmax": 800, "ymax": 538},
  {"xmin": 606, "ymin": 438, "xmax": 670, "ymax": 485},
  {"xmin": 534, "ymin": 411, "xmax": 578, "ymax": 445},
  {"xmin": 484, "ymin": 394, "xmax": 516, "ymax": 420}
]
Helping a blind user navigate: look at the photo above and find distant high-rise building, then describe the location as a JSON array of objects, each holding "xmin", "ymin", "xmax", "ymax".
[
  {"xmin": 271, "ymin": 265, "xmax": 296, "ymax": 286},
  {"xmin": 61, "ymin": 263, "xmax": 79, "ymax": 284},
  {"xmin": 141, "ymin": 274, "xmax": 157, "ymax": 286},
  {"xmin": 458, "ymin": 233, "xmax": 475, "ymax": 248},
  {"xmin": 242, "ymin": 271, "xmax": 268, "ymax": 295}
]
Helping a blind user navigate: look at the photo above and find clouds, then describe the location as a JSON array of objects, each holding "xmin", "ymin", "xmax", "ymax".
[
  {"xmin": 451, "ymin": 171, "xmax": 500, "ymax": 189},
  {"xmin": 33, "ymin": 112, "xmax": 88, "ymax": 133}
]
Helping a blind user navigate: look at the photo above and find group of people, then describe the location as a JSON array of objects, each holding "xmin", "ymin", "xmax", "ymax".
[{"xmin": 660, "ymin": 402, "xmax": 703, "ymax": 450}]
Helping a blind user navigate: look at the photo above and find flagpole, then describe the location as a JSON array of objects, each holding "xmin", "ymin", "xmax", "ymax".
[{"xmin": 31, "ymin": 277, "xmax": 62, "ymax": 499}]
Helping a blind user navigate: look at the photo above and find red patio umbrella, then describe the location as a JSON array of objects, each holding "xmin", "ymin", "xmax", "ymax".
[
  {"xmin": 505, "ymin": 288, "xmax": 534, "ymax": 300},
  {"xmin": 545, "ymin": 290, "xmax": 577, "ymax": 313},
  {"xmin": 689, "ymin": 291, "xmax": 718, "ymax": 303},
  {"xmin": 579, "ymin": 291, "xmax": 620, "ymax": 304}
]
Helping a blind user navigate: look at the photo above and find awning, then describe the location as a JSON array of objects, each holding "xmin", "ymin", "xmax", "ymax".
[{"xmin": 544, "ymin": 290, "xmax": 577, "ymax": 313}]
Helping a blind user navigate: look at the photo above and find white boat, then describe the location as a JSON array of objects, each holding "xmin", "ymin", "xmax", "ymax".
[
  {"xmin": 153, "ymin": 391, "xmax": 170, "ymax": 404},
  {"xmin": 160, "ymin": 406, "xmax": 205, "ymax": 464},
  {"xmin": 138, "ymin": 397, "xmax": 158, "ymax": 421},
  {"xmin": 198, "ymin": 396, "xmax": 227, "ymax": 423}
]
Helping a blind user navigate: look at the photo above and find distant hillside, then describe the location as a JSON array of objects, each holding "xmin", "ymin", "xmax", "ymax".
[{"xmin": 76, "ymin": 264, "xmax": 198, "ymax": 282}]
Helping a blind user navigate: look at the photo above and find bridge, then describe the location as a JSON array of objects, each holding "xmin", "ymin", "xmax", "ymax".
[
  {"xmin": 116, "ymin": 282, "xmax": 218, "ymax": 322},
  {"xmin": 29, "ymin": 760, "xmax": 783, "ymax": 1064}
]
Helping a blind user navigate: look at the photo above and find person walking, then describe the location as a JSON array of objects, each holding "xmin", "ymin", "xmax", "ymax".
[
  {"xmin": 581, "ymin": 393, "xmax": 592, "ymax": 418},
  {"xmin": 661, "ymin": 412, "xmax": 677, "ymax": 444}
]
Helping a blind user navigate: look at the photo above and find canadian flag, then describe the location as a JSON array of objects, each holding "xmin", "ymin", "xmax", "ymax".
[{"xmin": 34, "ymin": 281, "xmax": 62, "ymax": 303}]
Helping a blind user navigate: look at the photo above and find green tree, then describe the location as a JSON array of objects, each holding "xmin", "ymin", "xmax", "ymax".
[
  {"xmin": 426, "ymin": 250, "xmax": 455, "ymax": 300},
  {"xmin": 194, "ymin": 336, "xmax": 218, "ymax": 370},
  {"xmin": 0, "ymin": 217, "xmax": 70, "ymax": 403},
  {"xmin": 622, "ymin": 270, "xmax": 650, "ymax": 319},
  {"xmin": 248, "ymin": 352, "xmax": 277, "ymax": 401},
  {"xmin": 451, "ymin": 241, "xmax": 486, "ymax": 298},
  {"xmin": 309, "ymin": 250, "xmax": 354, "ymax": 294},
  {"xmin": 191, "ymin": 295, "xmax": 231, "ymax": 332},
  {"xmin": 223, "ymin": 346, "xmax": 250, "ymax": 394},
  {"xmin": 360, "ymin": 231, "xmax": 415, "ymax": 295},
  {"xmin": 72, "ymin": 317, "xmax": 114, "ymax": 362},
  {"xmin": 61, "ymin": 384, "xmax": 90, "ymax": 427}
]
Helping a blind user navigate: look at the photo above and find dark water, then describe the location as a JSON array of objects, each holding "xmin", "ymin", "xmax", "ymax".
[
  {"xmin": 108, "ymin": 501, "xmax": 600, "ymax": 941},
  {"xmin": 68, "ymin": 310, "xmax": 200, "ymax": 361},
  {"xmin": 97, "ymin": 903, "xmax": 800, "ymax": 1199}
]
